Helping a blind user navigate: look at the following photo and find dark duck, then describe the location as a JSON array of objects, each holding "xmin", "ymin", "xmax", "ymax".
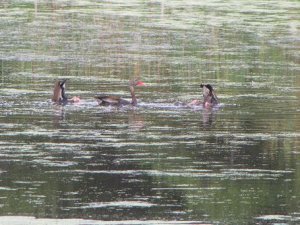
[
  {"xmin": 188, "ymin": 84, "xmax": 219, "ymax": 108},
  {"xmin": 95, "ymin": 79, "xmax": 145, "ymax": 106},
  {"xmin": 52, "ymin": 79, "xmax": 81, "ymax": 104}
]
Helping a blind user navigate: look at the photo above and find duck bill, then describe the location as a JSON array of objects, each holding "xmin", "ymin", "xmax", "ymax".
[{"xmin": 136, "ymin": 81, "xmax": 145, "ymax": 86}]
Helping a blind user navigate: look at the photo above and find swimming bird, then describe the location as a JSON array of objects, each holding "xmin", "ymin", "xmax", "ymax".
[
  {"xmin": 52, "ymin": 79, "xmax": 80, "ymax": 104},
  {"xmin": 188, "ymin": 84, "xmax": 219, "ymax": 108},
  {"xmin": 95, "ymin": 79, "xmax": 145, "ymax": 106}
]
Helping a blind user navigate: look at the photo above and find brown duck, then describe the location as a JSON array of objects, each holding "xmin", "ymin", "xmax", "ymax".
[
  {"xmin": 95, "ymin": 79, "xmax": 145, "ymax": 106},
  {"xmin": 52, "ymin": 79, "xmax": 80, "ymax": 104},
  {"xmin": 188, "ymin": 84, "xmax": 219, "ymax": 107}
]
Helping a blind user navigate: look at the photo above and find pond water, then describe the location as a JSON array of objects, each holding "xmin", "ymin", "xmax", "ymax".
[{"xmin": 0, "ymin": 0, "xmax": 299, "ymax": 225}]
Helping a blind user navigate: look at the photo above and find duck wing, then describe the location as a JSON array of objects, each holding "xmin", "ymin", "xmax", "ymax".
[{"xmin": 95, "ymin": 96, "xmax": 130, "ymax": 106}]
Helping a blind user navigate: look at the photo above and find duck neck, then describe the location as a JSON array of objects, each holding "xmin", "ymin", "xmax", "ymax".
[
  {"xmin": 130, "ymin": 85, "xmax": 137, "ymax": 106},
  {"xmin": 211, "ymin": 91, "xmax": 218, "ymax": 104},
  {"xmin": 203, "ymin": 92, "xmax": 218, "ymax": 105},
  {"xmin": 60, "ymin": 87, "xmax": 68, "ymax": 103},
  {"xmin": 61, "ymin": 87, "xmax": 67, "ymax": 100}
]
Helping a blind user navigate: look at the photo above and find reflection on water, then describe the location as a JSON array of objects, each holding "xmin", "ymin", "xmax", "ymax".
[
  {"xmin": 0, "ymin": 0, "xmax": 300, "ymax": 225},
  {"xmin": 202, "ymin": 108, "xmax": 216, "ymax": 128}
]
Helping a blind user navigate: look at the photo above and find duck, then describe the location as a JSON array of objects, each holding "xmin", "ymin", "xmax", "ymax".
[
  {"xmin": 95, "ymin": 79, "xmax": 145, "ymax": 106},
  {"xmin": 52, "ymin": 79, "xmax": 81, "ymax": 104},
  {"xmin": 188, "ymin": 84, "xmax": 219, "ymax": 108}
]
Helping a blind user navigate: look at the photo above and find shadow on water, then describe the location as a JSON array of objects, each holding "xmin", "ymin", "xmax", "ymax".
[
  {"xmin": 201, "ymin": 108, "xmax": 216, "ymax": 128},
  {"xmin": 52, "ymin": 105, "xmax": 66, "ymax": 127}
]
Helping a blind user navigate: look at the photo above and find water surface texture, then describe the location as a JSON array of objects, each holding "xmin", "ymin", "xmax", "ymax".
[{"xmin": 0, "ymin": 0, "xmax": 299, "ymax": 225}]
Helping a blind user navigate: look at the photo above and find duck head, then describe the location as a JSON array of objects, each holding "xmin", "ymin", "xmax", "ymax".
[{"xmin": 129, "ymin": 79, "xmax": 145, "ymax": 87}]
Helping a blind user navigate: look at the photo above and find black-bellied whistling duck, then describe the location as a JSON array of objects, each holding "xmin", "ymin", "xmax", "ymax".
[
  {"xmin": 52, "ymin": 79, "xmax": 80, "ymax": 104},
  {"xmin": 188, "ymin": 84, "xmax": 219, "ymax": 108},
  {"xmin": 95, "ymin": 79, "xmax": 145, "ymax": 106}
]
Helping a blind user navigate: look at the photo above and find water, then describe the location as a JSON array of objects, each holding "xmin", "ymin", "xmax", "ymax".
[{"xmin": 0, "ymin": 0, "xmax": 299, "ymax": 225}]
